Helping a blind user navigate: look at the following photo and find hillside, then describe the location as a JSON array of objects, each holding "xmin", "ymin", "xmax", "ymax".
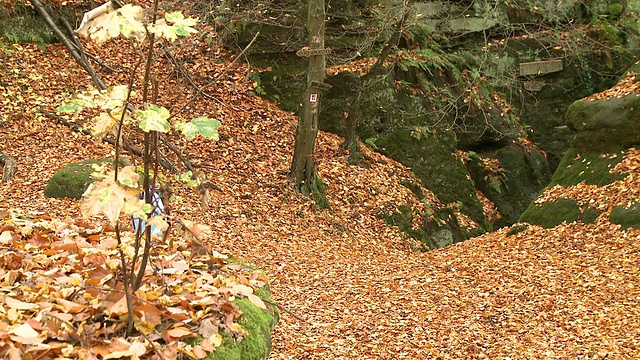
[{"xmin": 1, "ymin": 33, "xmax": 640, "ymax": 360}]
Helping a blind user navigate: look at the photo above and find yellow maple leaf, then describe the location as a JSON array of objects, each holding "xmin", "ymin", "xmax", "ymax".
[
  {"xmin": 92, "ymin": 112, "xmax": 118, "ymax": 138},
  {"xmin": 80, "ymin": 169, "xmax": 144, "ymax": 225}
]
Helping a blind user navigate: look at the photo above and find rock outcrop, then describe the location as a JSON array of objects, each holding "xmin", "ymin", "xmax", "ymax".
[{"xmin": 520, "ymin": 67, "xmax": 640, "ymax": 229}]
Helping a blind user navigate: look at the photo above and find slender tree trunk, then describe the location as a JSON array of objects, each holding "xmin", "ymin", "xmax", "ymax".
[
  {"xmin": 341, "ymin": 2, "xmax": 410, "ymax": 157},
  {"xmin": 341, "ymin": 91, "xmax": 362, "ymax": 154},
  {"xmin": 290, "ymin": 0, "xmax": 329, "ymax": 207}
]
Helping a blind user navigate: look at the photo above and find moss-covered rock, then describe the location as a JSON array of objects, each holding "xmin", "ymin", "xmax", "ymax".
[
  {"xmin": 378, "ymin": 202, "xmax": 469, "ymax": 250},
  {"xmin": 506, "ymin": 223, "xmax": 528, "ymax": 237},
  {"xmin": 208, "ymin": 289, "xmax": 278, "ymax": 360},
  {"xmin": 246, "ymin": 53, "xmax": 307, "ymax": 113},
  {"xmin": 191, "ymin": 268, "xmax": 278, "ymax": 360},
  {"xmin": 548, "ymin": 148, "xmax": 627, "ymax": 187},
  {"xmin": 220, "ymin": 0, "xmax": 639, "ymax": 237},
  {"xmin": 518, "ymin": 148, "xmax": 622, "ymax": 229},
  {"xmin": 519, "ymin": 197, "xmax": 601, "ymax": 228},
  {"xmin": 377, "ymin": 130, "xmax": 485, "ymax": 224},
  {"xmin": 610, "ymin": 202, "xmax": 640, "ymax": 230},
  {"xmin": 466, "ymin": 142, "xmax": 551, "ymax": 227},
  {"xmin": 44, "ymin": 159, "xmax": 111, "ymax": 199},
  {"xmin": 565, "ymin": 94, "xmax": 640, "ymax": 152}
]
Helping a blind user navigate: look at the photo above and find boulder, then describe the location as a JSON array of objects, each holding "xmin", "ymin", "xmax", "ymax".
[
  {"xmin": 466, "ymin": 142, "xmax": 551, "ymax": 227},
  {"xmin": 518, "ymin": 148, "xmax": 627, "ymax": 228},
  {"xmin": 44, "ymin": 159, "xmax": 110, "ymax": 199},
  {"xmin": 520, "ymin": 198, "xmax": 601, "ymax": 228},
  {"xmin": 210, "ymin": 284, "xmax": 279, "ymax": 360},
  {"xmin": 610, "ymin": 203, "xmax": 640, "ymax": 230},
  {"xmin": 566, "ymin": 94, "xmax": 640, "ymax": 151},
  {"xmin": 378, "ymin": 203, "xmax": 468, "ymax": 250}
]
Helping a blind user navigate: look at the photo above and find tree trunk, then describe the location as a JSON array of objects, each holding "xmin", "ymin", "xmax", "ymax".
[
  {"xmin": 290, "ymin": 0, "xmax": 329, "ymax": 208},
  {"xmin": 341, "ymin": 2, "xmax": 410, "ymax": 157},
  {"xmin": 341, "ymin": 91, "xmax": 362, "ymax": 154},
  {"xmin": 0, "ymin": 151, "xmax": 17, "ymax": 183}
]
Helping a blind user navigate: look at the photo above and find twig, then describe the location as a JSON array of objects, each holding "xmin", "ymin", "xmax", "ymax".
[
  {"xmin": 71, "ymin": 45, "xmax": 115, "ymax": 73},
  {"xmin": 29, "ymin": 0, "xmax": 107, "ymax": 90},
  {"xmin": 169, "ymin": 31, "xmax": 260, "ymax": 121},
  {"xmin": 140, "ymin": 329, "xmax": 167, "ymax": 360},
  {"xmin": 160, "ymin": 43, "xmax": 218, "ymax": 101},
  {"xmin": 40, "ymin": 109, "xmax": 90, "ymax": 135},
  {"xmin": 159, "ymin": 134, "xmax": 195, "ymax": 173},
  {"xmin": 171, "ymin": 216, "xmax": 211, "ymax": 255},
  {"xmin": 59, "ymin": 17, "xmax": 102, "ymax": 89},
  {"xmin": 260, "ymin": 297, "xmax": 309, "ymax": 323}
]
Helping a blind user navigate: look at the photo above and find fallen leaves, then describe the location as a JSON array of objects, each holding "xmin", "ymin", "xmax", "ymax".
[
  {"xmin": 1, "ymin": 23, "xmax": 639, "ymax": 360},
  {"xmin": 585, "ymin": 70, "xmax": 640, "ymax": 101},
  {"xmin": 536, "ymin": 148, "xmax": 640, "ymax": 211},
  {"xmin": 0, "ymin": 208, "xmax": 271, "ymax": 358}
]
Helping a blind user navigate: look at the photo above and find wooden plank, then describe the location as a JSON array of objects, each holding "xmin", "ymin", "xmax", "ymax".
[
  {"xmin": 296, "ymin": 48, "xmax": 332, "ymax": 57},
  {"xmin": 519, "ymin": 59, "xmax": 563, "ymax": 76}
]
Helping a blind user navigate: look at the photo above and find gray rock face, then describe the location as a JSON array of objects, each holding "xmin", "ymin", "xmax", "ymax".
[{"xmin": 566, "ymin": 94, "xmax": 640, "ymax": 151}]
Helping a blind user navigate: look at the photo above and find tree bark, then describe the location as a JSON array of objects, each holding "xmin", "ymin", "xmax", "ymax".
[
  {"xmin": 29, "ymin": 0, "xmax": 106, "ymax": 90},
  {"xmin": 0, "ymin": 152, "xmax": 17, "ymax": 183},
  {"xmin": 341, "ymin": 91, "xmax": 363, "ymax": 153},
  {"xmin": 290, "ymin": 0, "xmax": 329, "ymax": 207}
]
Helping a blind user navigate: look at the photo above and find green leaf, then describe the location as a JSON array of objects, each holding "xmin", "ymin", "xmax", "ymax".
[
  {"xmin": 174, "ymin": 171, "xmax": 197, "ymax": 186},
  {"xmin": 57, "ymin": 98, "xmax": 96, "ymax": 113},
  {"xmin": 166, "ymin": 11, "xmax": 197, "ymax": 29},
  {"xmin": 191, "ymin": 116, "xmax": 221, "ymax": 140},
  {"xmin": 175, "ymin": 121, "xmax": 198, "ymax": 140},
  {"xmin": 175, "ymin": 117, "xmax": 220, "ymax": 140},
  {"xmin": 136, "ymin": 104, "xmax": 171, "ymax": 133},
  {"xmin": 165, "ymin": 11, "xmax": 186, "ymax": 23}
]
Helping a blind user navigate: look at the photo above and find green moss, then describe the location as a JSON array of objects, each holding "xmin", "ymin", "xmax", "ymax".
[
  {"xmin": 377, "ymin": 130, "xmax": 485, "ymax": 224},
  {"xmin": 207, "ymin": 297, "xmax": 276, "ymax": 360},
  {"xmin": 566, "ymin": 96, "xmax": 640, "ymax": 152},
  {"xmin": 311, "ymin": 176, "xmax": 331, "ymax": 210},
  {"xmin": 399, "ymin": 180, "xmax": 425, "ymax": 200},
  {"xmin": 245, "ymin": 53, "xmax": 307, "ymax": 113},
  {"xmin": 506, "ymin": 224, "xmax": 529, "ymax": 237},
  {"xmin": 549, "ymin": 148, "xmax": 627, "ymax": 187},
  {"xmin": 0, "ymin": 2, "xmax": 74, "ymax": 46},
  {"xmin": 610, "ymin": 203, "xmax": 640, "ymax": 230},
  {"xmin": 378, "ymin": 202, "xmax": 473, "ymax": 250},
  {"xmin": 201, "ymin": 277, "xmax": 278, "ymax": 360},
  {"xmin": 519, "ymin": 198, "xmax": 601, "ymax": 228},
  {"xmin": 44, "ymin": 159, "xmax": 111, "ymax": 199}
]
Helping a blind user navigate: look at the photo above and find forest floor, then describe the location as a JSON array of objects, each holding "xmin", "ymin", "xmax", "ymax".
[{"xmin": 1, "ymin": 33, "xmax": 639, "ymax": 359}]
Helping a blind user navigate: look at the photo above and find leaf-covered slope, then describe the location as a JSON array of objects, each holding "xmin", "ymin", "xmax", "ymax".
[{"xmin": 1, "ymin": 37, "xmax": 639, "ymax": 359}]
